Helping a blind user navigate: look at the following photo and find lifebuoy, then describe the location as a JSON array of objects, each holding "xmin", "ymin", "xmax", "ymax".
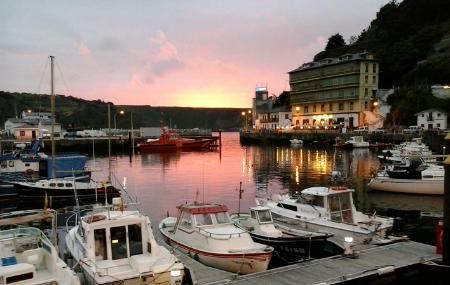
[
  {"xmin": 84, "ymin": 214, "xmax": 107, "ymax": 223},
  {"xmin": 331, "ymin": 186, "xmax": 348, "ymax": 191}
]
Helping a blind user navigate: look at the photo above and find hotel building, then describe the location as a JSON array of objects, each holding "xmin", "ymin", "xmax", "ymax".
[{"xmin": 289, "ymin": 52, "xmax": 379, "ymax": 129}]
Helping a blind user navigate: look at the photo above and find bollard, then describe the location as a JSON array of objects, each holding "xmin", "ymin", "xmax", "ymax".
[{"xmin": 436, "ymin": 219, "xmax": 443, "ymax": 255}]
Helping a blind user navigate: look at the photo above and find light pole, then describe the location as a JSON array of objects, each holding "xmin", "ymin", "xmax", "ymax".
[
  {"xmin": 114, "ymin": 110, "xmax": 124, "ymax": 129},
  {"xmin": 247, "ymin": 110, "xmax": 252, "ymax": 130},
  {"xmin": 241, "ymin": 111, "xmax": 247, "ymax": 131},
  {"xmin": 131, "ymin": 112, "xmax": 135, "ymax": 156}
]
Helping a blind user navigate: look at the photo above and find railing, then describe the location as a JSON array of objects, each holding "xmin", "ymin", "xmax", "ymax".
[{"xmin": 196, "ymin": 227, "xmax": 247, "ymax": 240}]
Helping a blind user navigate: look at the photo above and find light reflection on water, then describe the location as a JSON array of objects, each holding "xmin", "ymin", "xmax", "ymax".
[
  {"xmin": 85, "ymin": 132, "xmax": 443, "ymax": 244},
  {"xmin": 0, "ymin": 132, "xmax": 442, "ymax": 245}
]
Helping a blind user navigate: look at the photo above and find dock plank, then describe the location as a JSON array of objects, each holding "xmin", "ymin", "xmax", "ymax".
[{"xmin": 209, "ymin": 241, "xmax": 439, "ymax": 285}]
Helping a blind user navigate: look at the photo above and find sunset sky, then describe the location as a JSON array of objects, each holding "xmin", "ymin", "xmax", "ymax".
[{"xmin": 1, "ymin": 0, "xmax": 390, "ymax": 108}]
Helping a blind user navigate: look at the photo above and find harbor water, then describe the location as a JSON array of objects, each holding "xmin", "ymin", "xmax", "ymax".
[{"xmin": 1, "ymin": 132, "xmax": 443, "ymax": 245}]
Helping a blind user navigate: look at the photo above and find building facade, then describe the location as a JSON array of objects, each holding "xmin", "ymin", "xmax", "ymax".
[
  {"xmin": 415, "ymin": 109, "xmax": 448, "ymax": 130},
  {"xmin": 289, "ymin": 52, "xmax": 379, "ymax": 130},
  {"xmin": 252, "ymin": 88, "xmax": 291, "ymax": 130}
]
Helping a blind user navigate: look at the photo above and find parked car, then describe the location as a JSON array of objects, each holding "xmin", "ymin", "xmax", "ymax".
[
  {"xmin": 354, "ymin": 126, "xmax": 369, "ymax": 133},
  {"xmin": 403, "ymin": 126, "xmax": 423, "ymax": 134}
]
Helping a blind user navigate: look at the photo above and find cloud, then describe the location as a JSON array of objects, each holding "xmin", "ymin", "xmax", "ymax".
[
  {"xmin": 148, "ymin": 31, "xmax": 183, "ymax": 74},
  {"xmin": 76, "ymin": 39, "xmax": 91, "ymax": 56}
]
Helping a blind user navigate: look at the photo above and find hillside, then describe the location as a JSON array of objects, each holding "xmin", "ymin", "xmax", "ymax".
[
  {"xmin": 0, "ymin": 91, "xmax": 245, "ymax": 130},
  {"xmin": 314, "ymin": 0, "xmax": 450, "ymax": 126}
]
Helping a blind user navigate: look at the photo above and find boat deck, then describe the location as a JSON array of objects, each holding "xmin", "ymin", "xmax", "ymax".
[{"xmin": 163, "ymin": 240, "xmax": 439, "ymax": 285}]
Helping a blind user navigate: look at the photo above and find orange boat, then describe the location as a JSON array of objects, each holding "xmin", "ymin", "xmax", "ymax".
[{"xmin": 137, "ymin": 128, "xmax": 216, "ymax": 152}]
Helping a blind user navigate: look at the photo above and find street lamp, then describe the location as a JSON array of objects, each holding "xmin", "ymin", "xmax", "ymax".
[
  {"xmin": 241, "ymin": 111, "xmax": 246, "ymax": 131},
  {"xmin": 114, "ymin": 110, "xmax": 124, "ymax": 129},
  {"xmin": 247, "ymin": 110, "xmax": 252, "ymax": 130}
]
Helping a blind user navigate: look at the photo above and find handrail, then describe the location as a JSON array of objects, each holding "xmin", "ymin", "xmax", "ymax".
[{"xmin": 196, "ymin": 226, "xmax": 247, "ymax": 239}]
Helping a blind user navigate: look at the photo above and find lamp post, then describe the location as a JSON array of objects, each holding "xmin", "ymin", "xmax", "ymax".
[
  {"xmin": 114, "ymin": 110, "xmax": 124, "ymax": 129},
  {"xmin": 241, "ymin": 111, "xmax": 247, "ymax": 131},
  {"xmin": 247, "ymin": 110, "xmax": 252, "ymax": 130}
]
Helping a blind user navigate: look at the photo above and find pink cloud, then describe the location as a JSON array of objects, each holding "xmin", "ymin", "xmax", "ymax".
[{"xmin": 76, "ymin": 39, "xmax": 91, "ymax": 56}]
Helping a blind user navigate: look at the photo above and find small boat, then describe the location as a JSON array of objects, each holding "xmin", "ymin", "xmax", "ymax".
[
  {"xmin": 159, "ymin": 203, "xmax": 273, "ymax": 274},
  {"xmin": 258, "ymin": 186, "xmax": 395, "ymax": 249},
  {"xmin": 289, "ymin": 139, "xmax": 303, "ymax": 146},
  {"xmin": 230, "ymin": 206, "xmax": 335, "ymax": 260},
  {"xmin": 368, "ymin": 163, "xmax": 444, "ymax": 195},
  {"xmin": 0, "ymin": 227, "xmax": 80, "ymax": 285},
  {"xmin": 65, "ymin": 199, "xmax": 185, "ymax": 285},
  {"xmin": 11, "ymin": 177, "xmax": 120, "ymax": 198},
  {"xmin": 346, "ymin": 136, "xmax": 369, "ymax": 148}
]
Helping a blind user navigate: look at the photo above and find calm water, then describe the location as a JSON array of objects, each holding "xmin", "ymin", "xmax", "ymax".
[{"xmin": 7, "ymin": 132, "xmax": 445, "ymax": 244}]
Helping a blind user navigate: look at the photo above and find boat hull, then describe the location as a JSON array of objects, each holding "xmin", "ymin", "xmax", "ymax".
[
  {"xmin": 14, "ymin": 183, "xmax": 120, "ymax": 197},
  {"xmin": 368, "ymin": 177, "xmax": 443, "ymax": 195},
  {"xmin": 160, "ymin": 229, "xmax": 271, "ymax": 274}
]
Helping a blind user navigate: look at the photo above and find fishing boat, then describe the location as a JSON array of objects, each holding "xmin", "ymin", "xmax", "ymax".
[
  {"xmin": 257, "ymin": 186, "xmax": 396, "ymax": 249},
  {"xmin": 138, "ymin": 127, "xmax": 216, "ymax": 152},
  {"xmin": 65, "ymin": 199, "xmax": 185, "ymax": 285},
  {"xmin": 368, "ymin": 163, "xmax": 444, "ymax": 195},
  {"xmin": 230, "ymin": 206, "xmax": 335, "ymax": 260},
  {"xmin": 159, "ymin": 203, "xmax": 273, "ymax": 274},
  {"xmin": 11, "ymin": 177, "xmax": 119, "ymax": 198},
  {"xmin": 0, "ymin": 227, "xmax": 80, "ymax": 285}
]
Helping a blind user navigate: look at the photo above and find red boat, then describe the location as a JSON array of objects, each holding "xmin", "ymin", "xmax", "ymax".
[
  {"xmin": 137, "ymin": 129, "xmax": 182, "ymax": 152},
  {"xmin": 137, "ymin": 128, "xmax": 216, "ymax": 152}
]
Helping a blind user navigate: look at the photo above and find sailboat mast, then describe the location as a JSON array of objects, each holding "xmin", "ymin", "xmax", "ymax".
[
  {"xmin": 108, "ymin": 103, "xmax": 112, "ymax": 182},
  {"xmin": 50, "ymin": 55, "xmax": 56, "ymax": 179}
]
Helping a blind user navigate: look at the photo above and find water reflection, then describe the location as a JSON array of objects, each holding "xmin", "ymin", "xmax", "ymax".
[{"xmin": 1, "ymin": 132, "xmax": 443, "ymax": 245}]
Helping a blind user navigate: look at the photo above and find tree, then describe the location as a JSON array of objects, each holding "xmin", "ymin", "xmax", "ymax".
[{"xmin": 325, "ymin": 34, "xmax": 346, "ymax": 51}]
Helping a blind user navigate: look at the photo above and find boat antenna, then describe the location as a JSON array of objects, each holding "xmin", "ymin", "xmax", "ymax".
[
  {"xmin": 238, "ymin": 181, "xmax": 244, "ymax": 216},
  {"xmin": 50, "ymin": 55, "xmax": 56, "ymax": 179}
]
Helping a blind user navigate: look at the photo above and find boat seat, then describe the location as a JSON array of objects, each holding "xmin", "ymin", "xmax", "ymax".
[{"xmin": 20, "ymin": 248, "xmax": 44, "ymax": 269}]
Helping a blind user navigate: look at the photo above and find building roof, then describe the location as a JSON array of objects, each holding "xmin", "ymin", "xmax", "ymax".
[
  {"xmin": 414, "ymin": 108, "xmax": 448, "ymax": 116},
  {"xmin": 288, "ymin": 52, "xmax": 376, "ymax": 73}
]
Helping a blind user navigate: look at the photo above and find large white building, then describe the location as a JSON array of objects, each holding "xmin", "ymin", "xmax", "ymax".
[
  {"xmin": 415, "ymin": 109, "xmax": 448, "ymax": 130},
  {"xmin": 252, "ymin": 88, "xmax": 291, "ymax": 130}
]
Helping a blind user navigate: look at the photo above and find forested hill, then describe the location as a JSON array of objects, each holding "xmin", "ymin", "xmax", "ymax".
[
  {"xmin": 0, "ymin": 91, "xmax": 245, "ymax": 130},
  {"xmin": 313, "ymin": 0, "xmax": 450, "ymax": 126},
  {"xmin": 314, "ymin": 0, "xmax": 450, "ymax": 89}
]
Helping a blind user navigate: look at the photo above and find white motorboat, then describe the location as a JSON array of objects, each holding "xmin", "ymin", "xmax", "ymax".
[
  {"xmin": 230, "ymin": 206, "xmax": 336, "ymax": 260},
  {"xmin": 257, "ymin": 186, "xmax": 395, "ymax": 248},
  {"xmin": 0, "ymin": 227, "xmax": 80, "ymax": 285},
  {"xmin": 290, "ymin": 139, "xmax": 303, "ymax": 146},
  {"xmin": 65, "ymin": 199, "xmax": 185, "ymax": 285},
  {"xmin": 368, "ymin": 163, "xmax": 444, "ymax": 195},
  {"xmin": 159, "ymin": 203, "xmax": 273, "ymax": 274},
  {"xmin": 345, "ymin": 136, "xmax": 369, "ymax": 148}
]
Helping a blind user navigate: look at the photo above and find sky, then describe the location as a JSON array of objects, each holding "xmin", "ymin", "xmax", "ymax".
[{"xmin": 0, "ymin": 0, "xmax": 390, "ymax": 108}]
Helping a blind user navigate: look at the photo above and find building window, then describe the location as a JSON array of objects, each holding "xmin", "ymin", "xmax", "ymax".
[
  {"xmin": 422, "ymin": 114, "xmax": 425, "ymax": 117},
  {"xmin": 437, "ymin": 123, "xmax": 441, "ymax": 128},
  {"xmin": 302, "ymin": 119, "xmax": 309, "ymax": 126},
  {"xmin": 372, "ymin": 76, "xmax": 376, "ymax": 84},
  {"xmin": 373, "ymin": 64, "xmax": 377, "ymax": 73},
  {"xmin": 285, "ymin": 114, "xmax": 289, "ymax": 119},
  {"xmin": 20, "ymin": 131, "xmax": 25, "ymax": 136},
  {"xmin": 329, "ymin": 103, "xmax": 333, "ymax": 111},
  {"xmin": 365, "ymin": 75, "xmax": 368, "ymax": 84},
  {"xmin": 437, "ymin": 113, "xmax": 441, "ymax": 117},
  {"xmin": 349, "ymin": 101, "xmax": 354, "ymax": 110},
  {"xmin": 365, "ymin": 63, "xmax": 369, "ymax": 73},
  {"xmin": 365, "ymin": 101, "xmax": 368, "ymax": 109},
  {"xmin": 364, "ymin": 88, "xmax": 368, "ymax": 96},
  {"xmin": 338, "ymin": 103, "xmax": 344, "ymax": 111},
  {"xmin": 304, "ymin": 106, "xmax": 309, "ymax": 113},
  {"xmin": 313, "ymin": 105, "xmax": 316, "ymax": 112},
  {"xmin": 321, "ymin": 104, "xmax": 325, "ymax": 112}
]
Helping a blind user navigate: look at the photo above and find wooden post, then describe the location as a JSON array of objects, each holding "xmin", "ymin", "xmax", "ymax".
[{"xmin": 443, "ymin": 133, "xmax": 450, "ymax": 265}]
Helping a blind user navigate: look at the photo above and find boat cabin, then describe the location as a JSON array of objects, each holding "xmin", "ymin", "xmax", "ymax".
[
  {"xmin": 277, "ymin": 187, "xmax": 355, "ymax": 224},
  {"xmin": 78, "ymin": 211, "xmax": 152, "ymax": 264},
  {"xmin": 175, "ymin": 204, "xmax": 231, "ymax": 232},
  {"xmin": 249, "ymin": 206, "xmax": 274, "ymax": 224}
]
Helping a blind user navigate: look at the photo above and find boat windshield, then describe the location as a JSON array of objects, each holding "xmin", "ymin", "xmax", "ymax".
[
  {"xmin": 257, "ymin": 210, "xmax": 272, "ymax": 223},
  {"xmin": 328, "ymin": 192, "xmax": 353, "ymax": 224},
  {"xmin": 215, "ymin": 212, "xmax": 230, "ymax": 224},
  {"xmin": 298, "ymin": 194, "xmax": 324, "ymax": 207},
  {"xmin": 195, "ymin": 213, "xmax": 213, "ymax": 226}
]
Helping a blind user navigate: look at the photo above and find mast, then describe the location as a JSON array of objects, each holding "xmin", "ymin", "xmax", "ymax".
[
  {"xmin": 108, "ymin": 103, "xmax": 112, "ymax": 182},
  {"xmin": 50, "ymin": 55, "xmax": 56, "ymax": 179}
]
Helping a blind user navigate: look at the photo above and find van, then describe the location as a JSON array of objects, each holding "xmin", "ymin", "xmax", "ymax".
[
  {"xmin": 403, "ymin": 126, "xmax": 422, "ymax": 134},
  {"xmin": 354, "ymin": 126, "xmax": 369, "ymax": 133}
]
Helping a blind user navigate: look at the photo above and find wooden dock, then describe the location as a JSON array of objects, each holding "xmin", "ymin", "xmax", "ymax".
[{"xmin": 166, "ymin": 241, "xmax": 440, "ymax": 285}]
